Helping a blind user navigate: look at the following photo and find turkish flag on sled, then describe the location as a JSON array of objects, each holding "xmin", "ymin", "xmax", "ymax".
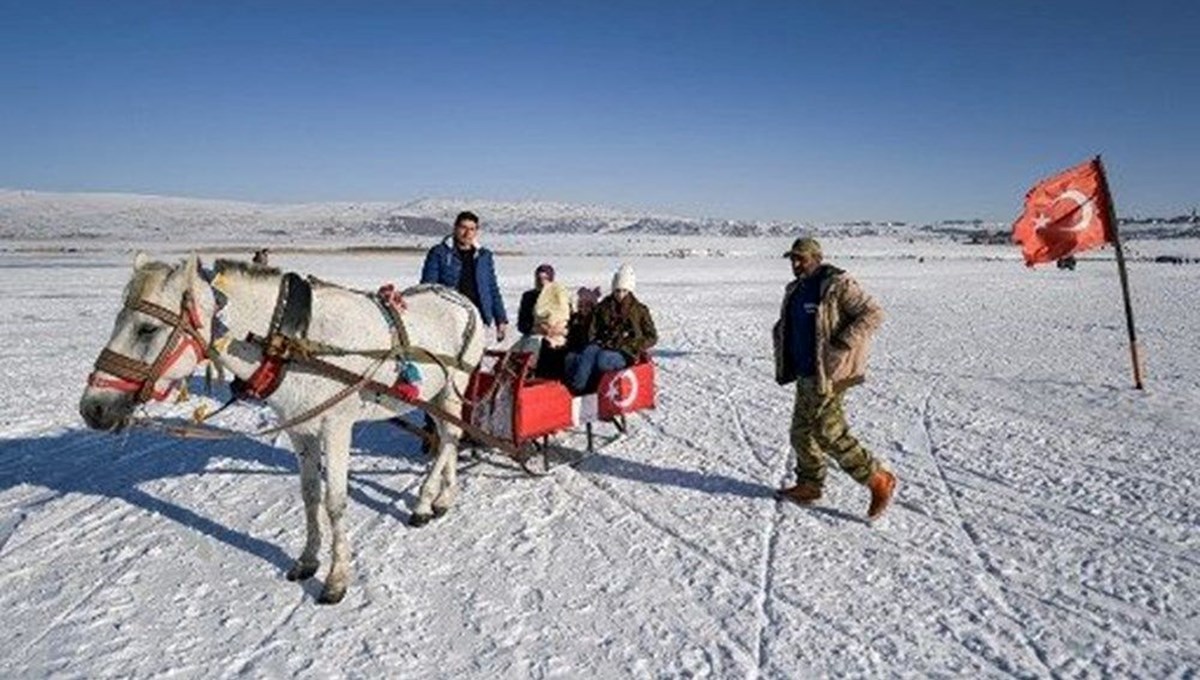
[{"xmin": 1011, "ymin": 157, "xmax": 1115, "ymax": 266}]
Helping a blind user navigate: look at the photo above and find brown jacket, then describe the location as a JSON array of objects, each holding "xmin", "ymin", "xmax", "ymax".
[
  {"xmin": 773, "ymin": 265, "xmax": 883, "ymax": 394},
  {"xmin": 589, "ymin": 293, "xmax": 657, "ymax": 361}
]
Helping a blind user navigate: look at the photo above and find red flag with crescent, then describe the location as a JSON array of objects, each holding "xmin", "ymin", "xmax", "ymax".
[
  {"xmin": 597, "ymin": 362, "xmax": 656, "ymax": 420},
  {"xmin": 1011, "ymin": 157, "xmax": 1115, "ymax": 266}
]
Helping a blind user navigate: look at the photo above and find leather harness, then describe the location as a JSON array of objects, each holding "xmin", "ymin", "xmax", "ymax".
[{"xmin": 91, "ymin": 269, "xmax": 534, "ymax": 466}]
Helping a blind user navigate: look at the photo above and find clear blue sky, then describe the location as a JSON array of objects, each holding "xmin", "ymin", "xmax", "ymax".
[{"xmin": 2, "ymin": 1, "xmax": 1196, "ymax": 223}]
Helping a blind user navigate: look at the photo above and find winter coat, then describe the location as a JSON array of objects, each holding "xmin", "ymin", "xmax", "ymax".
[
  {"xmin": 566, "ymin": 312, "xmax": 591, "ymax": 353},
  {"xmin": 420, "ymin": 236, "xmax": 508, "ymax": 326},
  {"xmin": 517, "ymin": 289, "xmax": 538, "ymax": 335},
  {"xmin": 773, "ymin": 264, "xmax": 883, "ymax": 393},
  {"xmin": 589, "ymin": 293, "xmax": 657, "ymax": 362}
]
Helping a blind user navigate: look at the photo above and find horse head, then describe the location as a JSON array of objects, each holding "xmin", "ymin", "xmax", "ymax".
[{"xmin": 79, "ymin": 252, "xmax": 217, "ymax": 431}]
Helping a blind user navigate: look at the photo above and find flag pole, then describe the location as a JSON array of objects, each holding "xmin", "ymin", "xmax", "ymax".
[{"xmin": 1096, "ymin": 155, "xmax": 1144, "ymax": 390}]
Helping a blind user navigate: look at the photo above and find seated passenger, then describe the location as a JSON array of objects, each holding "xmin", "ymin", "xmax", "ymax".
[
  {"xmin": 529, "ymin": 281, "xmax": 572, "ymax": 380},
  {"xmin": 567, "ymin": 286, "xmax": 600, "ymax": 353},
  {"xmin": 566, "ymin": 264, "xmax": 657, "ymax": 394},
  {"xmin": 531, "ymin": 285, "xmax": 600, "ymax": 381},
  {"xmin": 517, "ymin": 263, "xmax": 555, "ymax": 335}
]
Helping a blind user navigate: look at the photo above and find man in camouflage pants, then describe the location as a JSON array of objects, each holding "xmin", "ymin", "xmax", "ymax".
[{"xmin": 772, "ymin": 237, "xmax": 896, "ymax": 520}]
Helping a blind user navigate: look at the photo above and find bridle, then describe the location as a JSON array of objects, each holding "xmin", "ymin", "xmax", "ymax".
[{"xmin": 88, "ymin": 288, "xmax": 211, "ymax": 404}]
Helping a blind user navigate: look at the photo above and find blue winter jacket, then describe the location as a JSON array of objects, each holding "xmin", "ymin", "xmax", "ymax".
[{"xmin": 420, "ymin": 237, "xmax": 509, "ymax": 326}]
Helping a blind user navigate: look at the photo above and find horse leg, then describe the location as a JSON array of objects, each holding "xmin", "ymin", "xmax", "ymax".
[
  {"xmin": 432, "ymin": 393, "xmax": 464, "ymax": 517},
  {"xmin": 411, "ymin": 414, "xmax": 456, "ymax": 527},
  {"xmin": 317, "ymin": 418, "xmax": 353, "ymax": 605},
  {"xmin": 286, "ymin": 432, "xmax": 322, "ymax": 582}
]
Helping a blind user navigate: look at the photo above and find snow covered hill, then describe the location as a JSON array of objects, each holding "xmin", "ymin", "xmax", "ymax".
[
  {"xmin": 2, "ymin": 189, "xmax": 1196, "ymax": 263},
  {"xmin": 0, "ymin": 189, "xmax": 916, "ymax": 243}
]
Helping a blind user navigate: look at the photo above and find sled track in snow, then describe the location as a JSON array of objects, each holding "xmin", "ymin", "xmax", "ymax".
[
  {"xmin": 720, "ymin": 367, "xmax": 773, "ymax": 470},
  {"xmin": 222, "ymin": 595, "xmax": 307, "ymax": 676},
  {"xmin": 11, "ymin": 540, "xmax": 152, "ymax": 668},
  {"xmin": 917, "ymin": 384, "xmax": 1057, "ymax": 677},
  {"xmin": 563, "ymin": 430, "xmax": 762, "ymax": 660},
  {"xmin": 563, "ymin": 476, "xmax": 753, "ymax": 661},
  {"xmin": 717, "ymin": 364, "xmax": 787, "ymax": 678},
  {"xmin": 567, "ymin": 466, "xmax": 876, "ymax": 669},
  {"xmin": 568, "ymin": 467, "xmax": 752, "ymax": 593},
  {"xmin": 570, "ymin": 406, "xmax": 878, "ymax": 674},
  {"xmin": 649, "ymin": 328, "xmax": 860, "ymax": 674},
  {"xmin": 752, "ymin": 492, "xmax": 783, "ymax": 677}
]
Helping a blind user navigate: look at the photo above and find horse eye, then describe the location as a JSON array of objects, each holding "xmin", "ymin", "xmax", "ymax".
[{"xmin": 135, "ymin": 323, "xmax": 159, "ymax": 339}]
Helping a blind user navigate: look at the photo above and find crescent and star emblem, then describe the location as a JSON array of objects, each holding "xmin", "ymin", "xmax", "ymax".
[
  {"xmin": 605, "ymin": 369, "xmax": 639, "ymax": 410},
  {"xmin": 1032, "ymin": 189, "xmax": 1096, "ymax": 235}
]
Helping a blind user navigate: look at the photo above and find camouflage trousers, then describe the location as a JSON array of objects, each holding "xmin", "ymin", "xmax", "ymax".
[{"xmin": 789, "ymin": 378, "xmax": 879, "ymax": 486}]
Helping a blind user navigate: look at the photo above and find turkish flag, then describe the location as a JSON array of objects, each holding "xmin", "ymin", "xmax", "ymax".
[
  {"xmin": 596, "ymin": 362, "xmax": 656, "ymax": 420},
  {"xmin": 1011, "ymin": 157, "xmax": 1115, "ymax": 266}
]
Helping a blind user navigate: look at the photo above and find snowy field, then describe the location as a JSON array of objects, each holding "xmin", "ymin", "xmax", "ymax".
[{"xmin": 1, "ymin": 237, "xmax": 1198, "ymax": 677}]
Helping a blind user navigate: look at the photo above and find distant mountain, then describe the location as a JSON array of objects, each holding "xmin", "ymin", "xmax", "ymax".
[
  {"xmin": 1, "ymin": 188, "xmax": 1194, "ymax": 242},
  {"xmin": 921, "ymin": 216, "xmax": 1200, "ymax": 242},
  {"xmin": 0, "ymin": 189, "xmax": 828, "ymax": 241}
]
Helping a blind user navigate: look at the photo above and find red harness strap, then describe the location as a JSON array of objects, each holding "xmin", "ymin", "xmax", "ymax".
[
  {"xmin": 235, "ymin": 333, "xmax": 289, "ymax": 400},
  {"xmin": 233, "ymin": 274, "xmax": 313, "ymax": 401}
]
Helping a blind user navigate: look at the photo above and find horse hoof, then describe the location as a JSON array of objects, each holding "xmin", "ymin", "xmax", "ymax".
[
  {"xmin": 432, "ymin": 506, "xmax": 449, "ymax": 519},
  {"xmin": 409, "ymin": 512, "xmax": 433, "ymax": 528},
  {"xmin": 286, "ymin": 561, "xmax": 319, "ymax": 581},
  {"xmin": 318, "ymin": 585, "xmax": 346, "ymax": 605}
]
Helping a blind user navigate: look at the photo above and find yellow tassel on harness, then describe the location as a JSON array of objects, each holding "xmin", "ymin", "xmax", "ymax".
[{"xmin": 211, "ymin": 272, "xmax": 232, "ymax": 294}]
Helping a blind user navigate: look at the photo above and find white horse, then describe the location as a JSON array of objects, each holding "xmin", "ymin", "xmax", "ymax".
[{"xmin": 79, "ymin": 253, "xmax": 485, "ymax": 604}]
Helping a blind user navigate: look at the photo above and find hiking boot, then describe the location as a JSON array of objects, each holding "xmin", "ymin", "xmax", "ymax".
[
  {"xmin": 866, "ymin": 470, "xmax": 897, "ymax": 520},
  {"xmin": 776, "ymin": 482, "xmax": 823, "ymax": 505}
]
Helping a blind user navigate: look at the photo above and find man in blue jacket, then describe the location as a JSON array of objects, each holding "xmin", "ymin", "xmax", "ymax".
[
  {"xmin": 413, "ymin": 210, "xmax": 509, "ymax": 453},
  {"xmin": 420, "ymin": 210, "xmax": 509, "ymax": 342}
]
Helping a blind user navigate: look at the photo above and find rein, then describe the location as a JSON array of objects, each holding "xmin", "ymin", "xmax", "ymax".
[
  {"xmin": 135, "ymin": 354, "xmax": 387, "ymax": 441},
  {"xmin": 94, "ymin": 268, "xmax": 536, "ymax": 469}
]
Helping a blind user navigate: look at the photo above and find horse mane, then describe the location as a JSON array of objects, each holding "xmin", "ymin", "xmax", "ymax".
[
  {"xmin": 305, "ymin": 274, "xmax": 345, "ymax": 290},
  {"xmin": 125, "ymin": 261, "xmax": 174, "ymax": 303},
  {"xmin": 214, "ymin": 258, "xmax": 281, "ymax": 279}
]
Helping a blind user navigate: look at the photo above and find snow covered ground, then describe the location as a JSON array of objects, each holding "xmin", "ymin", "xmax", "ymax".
[{"xmin": 1, "ymin": 237, "xmax": 1197, "ymax": 677}]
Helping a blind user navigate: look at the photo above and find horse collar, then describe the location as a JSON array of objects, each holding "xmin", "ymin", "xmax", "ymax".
[{"xmin": 235, "ymin": 273, "xmax": 313, "ymax": 401}]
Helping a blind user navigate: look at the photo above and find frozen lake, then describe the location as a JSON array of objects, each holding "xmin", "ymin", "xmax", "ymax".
[{"xmin": 1, "ymin": 237, "xmax": 1197, "ymax": 677}]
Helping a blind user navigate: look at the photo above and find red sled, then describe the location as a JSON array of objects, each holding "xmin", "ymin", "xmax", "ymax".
[{"xmin": 464, "ymin": 349, "xmax": 655, "ymax": 461}]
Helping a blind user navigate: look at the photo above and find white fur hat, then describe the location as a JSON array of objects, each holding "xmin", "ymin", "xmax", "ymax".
[
  {"xmin": 612, "ymin": 263, "xmax": 636, "ymax": 293},
  {"xmin": 534, "ymin": 282, "xmax": 571, "ymax": 329}
]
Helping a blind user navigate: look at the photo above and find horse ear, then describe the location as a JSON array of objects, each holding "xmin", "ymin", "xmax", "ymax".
[
  {"xmin": 133, "ymin": 251, "xmax": 149, "ymax": 271},
  {"xmin": 183, "ymin": 252, "xmax": 199, "ymax": 280}
]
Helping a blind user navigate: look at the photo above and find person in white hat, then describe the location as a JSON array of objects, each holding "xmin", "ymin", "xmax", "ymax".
[{"xmin": 565, "ymin": 263, "xmax": 656, "ymax": 394}]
